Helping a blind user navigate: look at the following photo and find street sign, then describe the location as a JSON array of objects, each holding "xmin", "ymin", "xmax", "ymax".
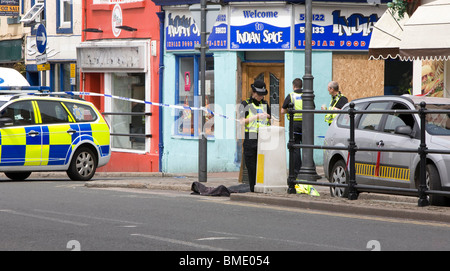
[
  {"xmin": 37, "ymin": 63, "xmax": 50, "ymax": 71},
  {"xmin": 0, "ymin": 0, "xmax": 20, "ymax": 17},
  {"xmin": 70, "ymin": 63, "xmax": 76, "ymax": 85},
  {"xmin": 36, "ymin": 53, "xmax": 47, "ymax": 65},
  {"xmin": 36, "ymin": 24, "xmax": 47, "ymax": 54},
  {"xmin": 70, "ymin": 63, "xmax": 76, "ymax": 78}
]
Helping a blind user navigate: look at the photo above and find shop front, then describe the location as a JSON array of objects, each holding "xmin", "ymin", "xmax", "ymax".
[
  {"xmin": 154, "ymin": 0, "xmax": 388, "ymax": 173},
  {"xmin": 78, "ymin": 0, "xmax": 160, "ymax": 172},
  {"xmin": 369, "ymin": 0, "xmax": 450, "ymax": 97}
]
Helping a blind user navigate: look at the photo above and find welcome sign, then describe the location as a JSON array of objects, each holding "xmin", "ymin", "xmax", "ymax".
[
  {"xmin": 294, "ymin": 5, "xmax": 382, "ymax": 51},
  {"xmin": 165, "ymin": 5, "xmax": 385, "ymax": 52},
  {"xmin": 230, "ymin": 6, "xmax": 291, "ymax": 50}
]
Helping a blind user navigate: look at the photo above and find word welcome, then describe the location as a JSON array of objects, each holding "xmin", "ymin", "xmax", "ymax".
[{"xmin": 242, "ymin": 10, "xmax": 279, "ymax": 19}]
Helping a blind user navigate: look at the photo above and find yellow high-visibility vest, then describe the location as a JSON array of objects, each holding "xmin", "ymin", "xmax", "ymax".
[
  {"xmin": 245, "ymin": 100, "xmax": 270, "ymax": 133},
  {"xmin": 325, "ymin": 93, "xmax": 345, "ymax": 124},
  {"xmin": 287, "ymin": 92, "xmax": 303, "ymax": 121}
]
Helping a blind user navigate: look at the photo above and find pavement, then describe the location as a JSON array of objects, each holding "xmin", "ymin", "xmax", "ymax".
[{"xmin": 84, "ymin": 167, "xmax": 450, "ymax": 225}]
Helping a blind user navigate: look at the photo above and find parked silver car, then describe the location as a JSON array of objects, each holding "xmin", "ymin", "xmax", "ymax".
[{"xmin": 323, "ymin": 95, "xmax": 450, "ymax": 206}]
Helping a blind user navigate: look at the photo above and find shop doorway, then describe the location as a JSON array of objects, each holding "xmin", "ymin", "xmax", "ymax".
[{"xmin": 241, "ymin": 63, "xmax": 285, "ymax": 127}]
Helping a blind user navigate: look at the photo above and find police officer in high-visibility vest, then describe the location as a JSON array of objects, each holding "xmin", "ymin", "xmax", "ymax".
[
  {"xmin": 239, "ymin": 79, "xmax": 271, "ymax": 192},
  {"xmin": 322, "ymin": 81, "xmax": 348, "ymax": 125},
  {"xmin": 281, "ymin": 78, "xmax": 303, "ymax": 175}
]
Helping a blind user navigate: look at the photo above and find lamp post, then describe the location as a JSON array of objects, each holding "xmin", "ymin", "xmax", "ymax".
[
  {"xmin": 190, "ymin": 1, "xmax": 221, "ymax": 183},
  {"xmin": 298, "ymin": 0, "xmax": 320, "ymax": 182},
  {"xmin": 198, "ymin": 0, "xmax": 208, "ymax": 183}
]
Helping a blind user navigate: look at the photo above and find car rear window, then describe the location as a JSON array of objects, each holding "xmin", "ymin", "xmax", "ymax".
[
  {"xmin": 64, "ymin": 102, "xmax": 98, "ymax": 122},
  {"xmin": 37, "ymin": 100, "xmax": 70, "ymax": 124}
]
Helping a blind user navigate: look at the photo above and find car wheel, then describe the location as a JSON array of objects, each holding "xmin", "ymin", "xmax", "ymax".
[
  {"xmin": 329, "ymin": 159, "xmax": 349, "ymax": 198},
  {"xmin": 425, "ymin": 164, "xmax": 449, "ymax": 206},
  {"xmin": 5, "ymin": 171, "xmax": 32, "ymax": 181},
  {"xmin": 67, "ymin": 147, "xmax": 97, "ymax": 181}
]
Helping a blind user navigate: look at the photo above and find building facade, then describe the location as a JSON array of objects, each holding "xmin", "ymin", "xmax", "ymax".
[
  {"xmin": 153, "ymin": 0, "xmax": 390, "ymax": 173},
  {"xmin": 77, "ymin": 0, "xmax": 161, "ymax": 172},
  {"xmin": 20, "ymin": 0, "xmax": 81, "ymax": 92},
  {"xmin": 0, "ymin": 0, "xmax": 26, "ymax": 70}
]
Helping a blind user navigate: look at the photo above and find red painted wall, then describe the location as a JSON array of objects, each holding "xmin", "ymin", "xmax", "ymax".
[
  {"xmin": 100, "ymin": 152, "xmax": 159, "ymax": 172},
  {"xmin": 81, "ymin": 0, "xmax": 161, "ymax": 172},
  {"xmin": 82, "ymin": 1, "xmax": 160, "ymax": 41}
]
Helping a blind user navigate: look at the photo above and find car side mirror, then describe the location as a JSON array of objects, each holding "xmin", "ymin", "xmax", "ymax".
[
  {"xmin": 0, "ymin": 117, "xmax": 13, "ymax": 127},
  {"xmin": 395, "ymin": 125, "xmax": 413, "ymax": 137}
]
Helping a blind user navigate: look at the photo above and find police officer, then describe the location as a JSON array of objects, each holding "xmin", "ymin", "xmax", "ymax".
[
  {"xmin": 281, "ymin": 78, "xmax": 303, "ymax": 175},
  {"xmin": 323, "ymin": 81, "xmax": 348, "ymax": 125},
  {"xmin": 239, "ymin": 79, "xmax": 271, "ymax": 192}
]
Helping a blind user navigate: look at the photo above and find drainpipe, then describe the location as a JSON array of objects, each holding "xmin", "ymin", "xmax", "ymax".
[{"xmin": 156, "ymin": 11, "xmax": 165, "ymax": 172}]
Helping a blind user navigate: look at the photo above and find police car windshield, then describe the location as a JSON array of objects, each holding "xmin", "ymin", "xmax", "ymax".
[
  {"xmin": 415, "ymin": 104, "xmax": 450, "ymax": 136},
  {"xmin": 0, "ymin": 101, "xmax": 6, "ymax": 110}
]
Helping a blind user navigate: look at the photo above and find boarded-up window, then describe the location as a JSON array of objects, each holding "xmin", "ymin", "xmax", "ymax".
[{"xmin": 332, "ymin": 53, "xmax": 384, "ymax": 102}]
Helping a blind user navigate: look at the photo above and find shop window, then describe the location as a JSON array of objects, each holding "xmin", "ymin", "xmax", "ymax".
[
  {"xmin": 384, "ymin": 59, "xmax": 413, "ymax": 95},
  {"xmin": 57, "ymin": 0, "xmax": 72, "ymax": 33},
  {"xmin": 175, "ymin": 55, "xmax": 215, "ymax": 138},
  {"xmin": 110, "ymin": 73, "xmax": 146, "ymax": 151}
]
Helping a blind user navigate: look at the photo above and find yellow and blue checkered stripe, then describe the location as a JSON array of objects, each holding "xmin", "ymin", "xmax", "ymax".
[
  {"xmin": 0, "ymin": 126, "xmax": 43, "ymax": 166},
  {"xmin": 0, "ymin": 117, "xmax": 110, "ymax": 167},
  {"xmin": 0, "ymin": 123, "xmax": 110, "ymax": 167}
]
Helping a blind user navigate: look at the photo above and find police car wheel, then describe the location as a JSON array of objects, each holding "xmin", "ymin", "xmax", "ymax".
[
  {"xmin": 4, "ymin": 171, "xmax": 32, "ymax": 181},
  {"xmin": 329, "ymin": 159, "xmax": 349, "ymax": 198},
  {"xmin": 67, "ymin": 147, "xmax": 97, "ymax": 181}
]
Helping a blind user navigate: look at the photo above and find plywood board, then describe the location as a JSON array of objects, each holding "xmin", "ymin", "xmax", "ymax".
[{"xmin": 332, "ymin": 54, "xmax": 385, "ymax": 102}]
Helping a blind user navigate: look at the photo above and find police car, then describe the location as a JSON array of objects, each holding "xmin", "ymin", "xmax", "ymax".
[
  {"xmin": 323, "ymin": 95, "xmax": 450, "ymax": 206},
  {"xmin": 0, "ymin": 92, "xmax": 110, "ymax": 181}
]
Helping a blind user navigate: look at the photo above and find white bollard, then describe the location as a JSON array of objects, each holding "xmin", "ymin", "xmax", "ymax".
[{"xmin": 254, "ymin": 126, "xmax": 288, "ymax": 193}]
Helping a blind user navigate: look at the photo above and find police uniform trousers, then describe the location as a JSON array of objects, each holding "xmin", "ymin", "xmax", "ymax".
[
  {"xmin": 243, "ymin": 138, "xmax": 258, "ymax": 192},
  {"xmin": 292, "ymin": 121, "xmax": 302, "ymax": 175}
]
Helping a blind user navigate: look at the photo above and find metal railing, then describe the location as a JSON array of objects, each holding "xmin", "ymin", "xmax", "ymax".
[{"xmin": 287, "ymin": 101, "xmax": 450, "ymax": 207}]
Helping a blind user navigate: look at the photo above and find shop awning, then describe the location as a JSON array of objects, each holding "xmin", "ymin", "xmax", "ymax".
[
  {"xmin": 368, "ymin": 8, "xmax": 409, "ymax": 60},
  {"xmin": 399, "ymin": 0, "xmax": 450, "ymax": 61}
]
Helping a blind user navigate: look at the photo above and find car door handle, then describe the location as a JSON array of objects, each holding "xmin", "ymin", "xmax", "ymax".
[
  {"xmin": 27, "ymin": 130, "xmax": 40, "ymax": 137},
  {"xmin": 376, "ymin": 140, "xmax": 384, "ymax": 147},
  {"xmin": 67, "ymin": 129, "xmax": 77, "ymax": 135}
]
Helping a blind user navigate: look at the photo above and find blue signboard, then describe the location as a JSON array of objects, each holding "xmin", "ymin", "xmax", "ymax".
[
  {"xmin": 207, "ymin": 13, "xmax": 227, "ymax": 49},
  {"xmin": 229, "ymin": 6, "xmax": 291, "ymax": 50},
  {"xmin": 36, "ymin": 24, "xmax": 47, "ymax": 54},
  {"xmin": 0, "ymin": 0, "xmax": 19, "ymax": 16},
  {"xmin": 164, "ymin": 5, "xmax": 384, "ymax": 52},
  {"xmin": 294, "ymin": 6, "xmax": 381, "ymax": 51},
  {"xmin": 165, "ymin": 10, "xmax": 227, "ymax": 51}
]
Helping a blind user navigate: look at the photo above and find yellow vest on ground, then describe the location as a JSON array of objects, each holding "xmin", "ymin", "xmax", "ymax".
[{"xmin": 295, "ymin": 184, "xmax": 320, "ymax": 196}]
